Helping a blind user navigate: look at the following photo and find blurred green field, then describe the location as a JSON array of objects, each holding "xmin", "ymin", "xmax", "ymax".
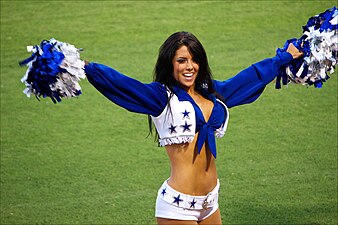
[{"xmin": 1, "ymin": 1, "xmax": 337, "ymax": 224}]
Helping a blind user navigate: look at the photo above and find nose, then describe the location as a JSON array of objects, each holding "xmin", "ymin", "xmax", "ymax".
[{"xmin": 186, "ymin": 60, "xmax": 193, "ymax": 70}]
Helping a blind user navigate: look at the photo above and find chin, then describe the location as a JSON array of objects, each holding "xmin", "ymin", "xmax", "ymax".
[{"xmin": 179, "ymin": 83, "xmax": 195, "ymax": 91}]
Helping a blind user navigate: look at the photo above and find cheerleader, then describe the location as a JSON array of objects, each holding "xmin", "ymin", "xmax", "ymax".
[{"xmin": 84, "ymin": 31, "xmax": 303, "ymax": 225}]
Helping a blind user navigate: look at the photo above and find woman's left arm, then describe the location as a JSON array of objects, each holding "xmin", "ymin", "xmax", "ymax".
[{"xmin": 213, "ymin": 44, "xmax": 302, "ymax": 108}]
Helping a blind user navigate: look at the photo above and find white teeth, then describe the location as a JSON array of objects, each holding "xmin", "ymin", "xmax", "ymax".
[{"xmin": 183, "ymin": 73, "xmax": 193, "ymax": 77}]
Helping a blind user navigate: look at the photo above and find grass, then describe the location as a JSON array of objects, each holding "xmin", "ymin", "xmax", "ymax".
[{"xmin": 1, "ymin": 1, "xmax": 337, "ymax": 224}]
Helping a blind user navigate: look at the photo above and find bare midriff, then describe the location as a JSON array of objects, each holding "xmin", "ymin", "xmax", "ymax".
[{"xmin": 165, "ymin": 133, "xmax": 218, "ymax": 196}]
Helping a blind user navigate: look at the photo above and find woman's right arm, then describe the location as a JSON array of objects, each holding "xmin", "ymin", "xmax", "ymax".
[{"xmin": 85, "ymin": 62, "xmax": 168, "ymax": 117}]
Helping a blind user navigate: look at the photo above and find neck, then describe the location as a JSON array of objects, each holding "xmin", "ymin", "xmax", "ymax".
[
  {"xmin": 186, "ymin": 88, "xmax": 197, "ymax": 96},
  {"xmin": 179, "ymin": 84, "xmax": 196, "ymax": 96}
]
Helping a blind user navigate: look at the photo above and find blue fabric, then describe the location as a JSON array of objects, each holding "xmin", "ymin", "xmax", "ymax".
[
  {"xmin": 213, "ymin": 51, "xmax": 293, "ymax": 108},
  {"xmin": 172, "ymin": 86, "xmax": 226, "ymax": 158},
  {"xmin": 85, "ymin": 51, "xmax": 292, "ymax": 157},
  {"xmin": 85, "ymin": 63, "xmax": 168, "ymax": 116}
]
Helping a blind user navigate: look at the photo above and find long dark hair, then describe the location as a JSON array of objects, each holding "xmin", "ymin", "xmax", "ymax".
[
  {"xmin": 148, "ymin": 31, "xmax": 217, "ymax": 139},
  {"xmin": 153, "ymin": 31, "xmax": 214, "ymax": 94}
]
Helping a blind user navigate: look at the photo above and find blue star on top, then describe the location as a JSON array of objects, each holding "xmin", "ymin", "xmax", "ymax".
[
  {"xmin": 168, "ymin": 124, "xmax": 177, "ymax": 134},
  {"xmin": 189, "ymin": 198, "xmax": 197, "ymax": 209},
  {"xmin": 173, "ymin": 194, "xmax": 183, "ymax": 206},
  {"xmin": 181, "ymin": 121, "xmax": 192, "ymax": 132},
  {"xmin": 182, "ymin": 110, "xmax": 190, "ymax": 119},
  {"xmin": 161, "ymin": 188, "xmax": 167, "ymax": 197}
]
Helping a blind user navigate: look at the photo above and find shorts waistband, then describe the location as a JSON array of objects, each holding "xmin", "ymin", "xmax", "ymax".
[{"xmin": 158, "ymin": 179, "xmax": 219, "ymax": 210}]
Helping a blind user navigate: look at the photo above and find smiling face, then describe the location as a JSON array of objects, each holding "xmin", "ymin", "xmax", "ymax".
[{"xmin": 172, "ymin": 45, "xmax": 200, "ymax": 92}]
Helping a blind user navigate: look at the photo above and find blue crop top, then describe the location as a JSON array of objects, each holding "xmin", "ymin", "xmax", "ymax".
[{"xmin": 84, "ymin": 51, "xmax": 293, "ymax": 158}]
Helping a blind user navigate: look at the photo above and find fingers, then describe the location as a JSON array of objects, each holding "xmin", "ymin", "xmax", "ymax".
[{"xmin": 287, "ymin": 43, "xmax": 303, "ymax": 59}]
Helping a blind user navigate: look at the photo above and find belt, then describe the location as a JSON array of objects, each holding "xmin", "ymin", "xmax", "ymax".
[{"xmin": 158, "ymin": 179, "xmax": 219, "ymax": 210}]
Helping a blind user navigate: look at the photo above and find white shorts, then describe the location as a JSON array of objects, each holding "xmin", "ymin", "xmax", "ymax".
[{"xmin": 155, "ymin": 179, "xmax": 220, "ymax": 221}]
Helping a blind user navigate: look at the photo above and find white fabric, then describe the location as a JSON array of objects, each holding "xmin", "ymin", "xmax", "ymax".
[
  {"xmin": 151, "ymin": 92, "xmax": 228, "ymax": 147},
  {"xmin": 155, "ymin": 179, "xmax": 220, "ymax": 221}
]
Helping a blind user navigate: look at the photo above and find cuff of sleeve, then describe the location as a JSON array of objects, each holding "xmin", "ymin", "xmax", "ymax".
[
  {"xmin": 84, "ymin": 62, "xmax": 96, "ymax": 76},
  {"xmin": 275, "ymin": 51, "xmax": 293, "ymax": 67}
]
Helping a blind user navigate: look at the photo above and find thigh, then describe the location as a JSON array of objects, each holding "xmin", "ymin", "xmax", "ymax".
[
  {"xmin": 157, "ymin": 217, "xmax": 198, "ymax": 225},
  {"xmin": 198, "ymin": 208, "xmax": 222, "ymax": 225}
]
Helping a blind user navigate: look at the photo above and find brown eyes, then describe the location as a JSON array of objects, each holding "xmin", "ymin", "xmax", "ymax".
[
  {"xmin": 176, "ymin": 58, "xmax": 196, "ymax": 64},
  {"xmin": 177, "ymin": 59, "xmax": 186, "ymax": 64}
]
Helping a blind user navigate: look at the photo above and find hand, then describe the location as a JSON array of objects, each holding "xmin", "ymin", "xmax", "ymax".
[{"xmin": 286, "ymin": 43, "xmax": 303, "ymax": 59}]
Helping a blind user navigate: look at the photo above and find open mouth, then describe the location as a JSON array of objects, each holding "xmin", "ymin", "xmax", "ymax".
[{"xmin": 183, "ymin": 73, "xmax": 193, "ymax": 77}]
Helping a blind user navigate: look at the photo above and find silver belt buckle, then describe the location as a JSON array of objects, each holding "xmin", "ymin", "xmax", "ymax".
[{"xmin": 202, "ymin": 193, "xmax": 211, "ymax": 210}]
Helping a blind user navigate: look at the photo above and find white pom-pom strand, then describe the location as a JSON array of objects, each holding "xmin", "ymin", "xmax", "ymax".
[
  {"xmin": 19, "ymin": 38, "xmax": 86, "ymax": 103},
  {"xmin": 276, "ymin": 7, "xmax": 337, "ymax": 89}
]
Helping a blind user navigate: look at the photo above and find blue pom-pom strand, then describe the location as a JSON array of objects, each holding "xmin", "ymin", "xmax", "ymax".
[
  {"xmin": 20, "ymin": 39, "xmax": 85, "ymax": 103},
  {"xmin": 276, "ymin": 6, "xmax": 337, "ymax": 89}
]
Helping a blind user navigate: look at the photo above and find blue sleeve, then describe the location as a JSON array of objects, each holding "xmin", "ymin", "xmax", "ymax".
[
  {"xmin": 213, "ymin": 51, "xmax": 293, "ymax": 108},
  {"xmin": 84, "ymin": 62, "xmax": 168, "ymax": 116}
]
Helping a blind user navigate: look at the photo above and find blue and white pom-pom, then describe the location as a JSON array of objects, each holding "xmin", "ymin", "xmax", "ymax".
[
  {"xmin": 19, "ymin": 38, "xmax": 85, "ymax": 103},
  {"xmin": 276, "ymin": 6, "xmax": 337, "ymax": 88}
]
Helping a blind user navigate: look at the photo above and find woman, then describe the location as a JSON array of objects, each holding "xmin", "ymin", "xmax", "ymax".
[{"xmin": 84, "ymin": 31, "xmax": 303, "ymax": 225}]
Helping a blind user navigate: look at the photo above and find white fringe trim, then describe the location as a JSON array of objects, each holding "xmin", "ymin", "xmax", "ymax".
[
  {"xmin": 215, "ymin": 128, "xmax": 225, "ymax": 138},
  {"xmin": 159, "ymin": 136, "xmax": 195, "ymax": 146}
]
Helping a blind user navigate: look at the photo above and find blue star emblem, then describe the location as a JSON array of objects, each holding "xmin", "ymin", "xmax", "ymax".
[
  {"xmin": 189, "ymin": 198, "xmax": 197, "ymax": 209},
  {"xmin": 168, "ymin": 124, "xmax": 177, "ymax": 134},
  {"xmin": 161, "ymin": 188, "xmax": 167, "ymax": 197},
  {"xmin": 173, "ymin": 194, "xmax": 183, "ymax": 206},
  {"xmin": 182, "ymin": 110, "xmax": 190, "ymax": 119},
  {"xmin": 181, "ymin": 121, "xmax": 192, "ymax": 132}
]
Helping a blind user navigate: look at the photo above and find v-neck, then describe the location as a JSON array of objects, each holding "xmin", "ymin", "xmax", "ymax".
[
  {"xmin": 188, "ymin": 94, "xmax": 215, "ymax": 123},
  {"xmin": 174, "ymin": 85, "xmax": 217, "ymax": 123},
  {"xmin": 165, "ymin": 85, "xmax": 228, "ymax": 158}
]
